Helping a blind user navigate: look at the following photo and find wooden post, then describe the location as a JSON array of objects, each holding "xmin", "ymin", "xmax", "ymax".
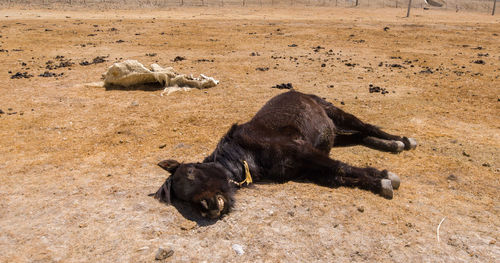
[
  {"xmin": 355, "ymin": 0, "xmax": 359, "ymax": 6},
  {"xmin": 493, "ymin": 0, "xmax": 497, "ymax": 15},
  {"xmin": 406, "ymin": 0, "xmax": 412, "ymax": 17}
]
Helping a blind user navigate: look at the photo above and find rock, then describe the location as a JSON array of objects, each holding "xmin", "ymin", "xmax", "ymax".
[
  {"xmin": 180, "ymin": 220, "xmax": 197, "ymax": 230},
  {"xmin": 159, "ymin": 144, "xmax": 166, "ymax": 149},
  {"xmin": 130, "ymin": 101, "xmax": 139, "ymax": 106},
  {"xmin": 10, "ymin": 72, "xmax": 33, "ymax": 79},
  {"xmin": 389, "ymin": 63, "xmax": 404, "ymax": 68},
  {"xmin": 271, "ymin": 83, "xmax": 293, "ymax": 90},
  {"xmin": 419, "ymin": 68, "xmax": 434, "ymax": 74},
  {"xmin": 232, "ymin": 244, "xmax": 244, "ymax": 255},
  {"xmin": 80, "ymin": 56, "xmax": 107, "ymax": 66},
  {"xmin": 173, "ymin": 56, "xmax": 185, "ymax": 62},
  {"xmin": 155, "ymin": 247, "xmax": 173, "ymax": 260},
  {"xmin": 357, "ymin": 206, "xmax": 365, "ymax": 213},
  {"xmin": 39, "ymin": 71, "xmax": 63, "ymax": 77},
  {"xmin": 0, "ymin": 109, "xmax": 4, "ymax": 114},
  {"xmin": 447, "ymin": 174, "xmax": 458, "ymax": 181}
]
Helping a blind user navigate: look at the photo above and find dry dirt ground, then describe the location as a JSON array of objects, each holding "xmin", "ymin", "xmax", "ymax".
[{"xmin": 0, "ymin": 6, "xmax": 499, "ymax": 262}]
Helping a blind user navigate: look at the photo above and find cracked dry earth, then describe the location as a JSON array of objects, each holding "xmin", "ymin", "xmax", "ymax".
[{"xmin": 0, "ymin": 6, "xmax": 499, "ymax": 262}]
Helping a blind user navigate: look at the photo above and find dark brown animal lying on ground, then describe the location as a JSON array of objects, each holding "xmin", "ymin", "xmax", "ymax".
[{"xmin": 154, "ymin": 90, "xmax": 417, "ymax": 218}]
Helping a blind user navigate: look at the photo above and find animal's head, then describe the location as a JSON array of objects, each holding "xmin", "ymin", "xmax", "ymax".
[{"xmin": 154, "ymin": 159, "xmax": 235, "ymax": 219}]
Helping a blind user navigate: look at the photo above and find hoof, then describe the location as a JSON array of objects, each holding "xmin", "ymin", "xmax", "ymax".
[
  {"xmin": 386, "ymin": 172, "xmax": 401, "ymax": 190},
  {"xmin": 364, "ymin": 137, "xmax": 404, "ymax": 153},
  {"xmin": 403, "ymin": 137, "xmax": 417, "ymax": 150},
  {"xmin": 394, "ymin": 141, "xmax": 405, "ymax": 153},
  {"xmin": 380, "ymin": 179, "xmax": 394, "ymax": 199}
]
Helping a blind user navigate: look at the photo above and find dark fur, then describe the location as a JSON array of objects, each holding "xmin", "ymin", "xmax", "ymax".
[{"xmin": 154, "ymin": 91, "xmax": 415, "ymax": 218}]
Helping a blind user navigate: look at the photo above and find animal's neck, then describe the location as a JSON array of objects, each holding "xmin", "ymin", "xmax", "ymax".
[
  {"xmin": 203, "ymin": 141, "xmax": 246, "ymax": 182},
  {"xmin": 204, "ymin": 132, "xmax": 257, "ymax": 183}
]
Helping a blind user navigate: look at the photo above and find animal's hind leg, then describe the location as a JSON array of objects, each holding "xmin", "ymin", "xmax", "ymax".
[{"xmin": 310, "ymin": 95, "xmax": 417, "ymax": 152}]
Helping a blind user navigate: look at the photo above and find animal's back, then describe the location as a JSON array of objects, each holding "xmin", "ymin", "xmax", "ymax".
[{"xmin": 247, "ymin": 91, "xmax": 335, "ymax": 152}]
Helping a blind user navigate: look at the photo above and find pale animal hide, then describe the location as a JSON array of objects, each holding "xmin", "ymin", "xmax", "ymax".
[
  {"xmin": 103, "ymin": 60, "xmax": 219, "ymax": 95},
  {"xmin": 424, "ymin": 0, "xmax": 445, "ymax": 7}
]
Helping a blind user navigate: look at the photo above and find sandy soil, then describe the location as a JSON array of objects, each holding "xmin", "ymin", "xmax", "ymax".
[{"xmin": 0, "ymin": 7, "xmax": 499, "ymax": 262}]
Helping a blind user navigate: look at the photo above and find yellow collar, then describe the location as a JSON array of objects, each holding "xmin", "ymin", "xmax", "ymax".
[{"xmin": 238, "ymin": 160, "xmax": 253, "ymax": 186}]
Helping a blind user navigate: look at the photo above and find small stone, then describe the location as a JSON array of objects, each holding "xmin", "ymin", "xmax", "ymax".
[
  {"xmin": 155, "ymin": 247, "xmax": 173, "ymax": 260},
  {"xmin": 462, "ymin": 151, "xmax": 470, "ymax": 157},
  {"xmin": 287, "ymin": 211, "xmax": 295, "ymax": 217},
  {"xmin": 159, "ymin": 144, "xmax": 166, "ymax": 149},
  {"xmin": 357, "ymin": 206, "xmax": 365, "ymax": 213},
  {"xmin": 131, "ymin": 101, "xmax": 139, "ymax": 106},
  {"xmin": 232, "ymin": 244, "xmax": 244, "ymax": 255},
  {"xmin": 0, "ymin": 109, "xmax": 4, "ymax": 114},
  {"xmin": 180, "ymin": 220, "xmax": 197, "ymax": 230},
  {"xmin": 482, "ymin": 163, "xmax": 491, "ymax": 167},
  {"xmin": 447, "ymin": 174, "xmax": 458, "ymax": 181},
  {"xmin": 490, "ymin": 239, "xmax": 496, "ymax": 245},
  {"xmin": 174, "ymin": 142, "xmax": 189, "ymax": 149}
]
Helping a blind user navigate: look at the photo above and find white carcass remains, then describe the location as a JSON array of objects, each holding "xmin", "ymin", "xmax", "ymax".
[{"xmin": 103, "ymin": 60, "xmax": 219, "ymax": 95}]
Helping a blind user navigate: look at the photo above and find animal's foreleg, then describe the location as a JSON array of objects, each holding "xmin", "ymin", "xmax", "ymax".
[{"xmin": 296, "ymin": 145, "xmax": 399, "ymax": 199}]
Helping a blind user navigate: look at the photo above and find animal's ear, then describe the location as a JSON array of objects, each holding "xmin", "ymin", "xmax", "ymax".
[
  {"xmin": 154, "ymin": 177, "xmax": 173, "ymax": 204},
  {"xmin": 158, "ymin": 159, "xmax": 180, "ymax": 174}
]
